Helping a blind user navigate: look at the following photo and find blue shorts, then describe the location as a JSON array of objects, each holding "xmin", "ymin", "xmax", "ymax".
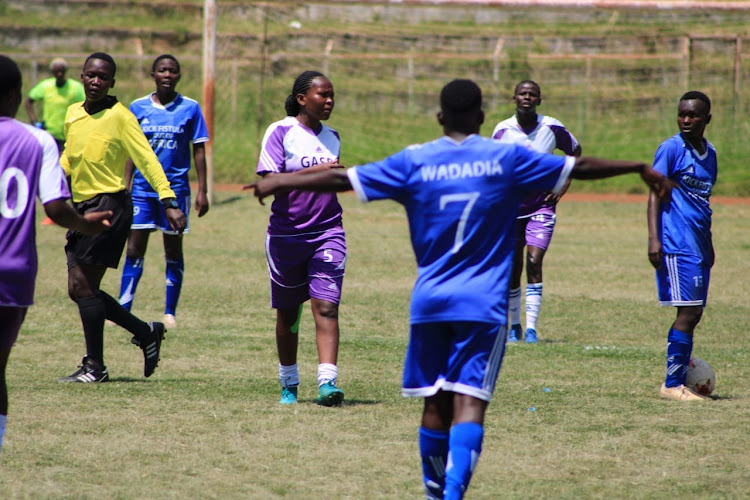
[
  {"xmin": 265, "ymin": 228, "xmax": 346, "ymax": 309},
  {"xmin": 517, "ymin": 212, "xmax": 556, "ymax": 251},
  {"xmin": 131, "ymin": 192, "xmax": 191, "ymax": 235},
  {"xmin": 402, "ymin": 321, "xmax": 507, "ymax": 402},
  {"xmin": 655, "ymin": 253, "xmax": 710, "ymax": 307}
]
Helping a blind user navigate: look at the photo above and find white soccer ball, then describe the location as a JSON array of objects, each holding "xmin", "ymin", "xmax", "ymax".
[{"xmin": 686, "ymin": 358, "xmax": 716, "ymax": 396}]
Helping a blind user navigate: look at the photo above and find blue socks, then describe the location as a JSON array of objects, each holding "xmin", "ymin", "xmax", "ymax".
[
  {"xmin": 119, "ymin": 256, "xmax": 144, "ymax": 312},
  {"xmin": 666, "ymin": 328, "xmax": 693, "ymax": 388},
  {"xmin": 119, "ymin": 256, "xmax": 184, "ymax": 316},
  {"xmin": 420, "ymin": 427, "xmax": 449, "ymax": 499},
  {"xmin": 445, "ymin": 422, "xmax": 484, "ymax": 500},
  {"xmin": 165, "ymin": 256, "xmax": 184, "ymax": 316}
]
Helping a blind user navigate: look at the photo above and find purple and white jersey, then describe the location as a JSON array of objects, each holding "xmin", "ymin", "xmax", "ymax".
[
  {"xmin": 257, "ymin": 116, "xmax": 342, "ymax": 235},
  {"xmin": 492, "ymin": 114, "xmax": 578, "ymax": 217},
  {"xmin": 0, "ymin": 117, "xmax": 70, "ymax": 307}
]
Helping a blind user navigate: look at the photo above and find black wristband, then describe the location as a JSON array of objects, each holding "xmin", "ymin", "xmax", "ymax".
[{"xmin": 162, "ymin": 197, "xmax": 179, "ymax": 210}]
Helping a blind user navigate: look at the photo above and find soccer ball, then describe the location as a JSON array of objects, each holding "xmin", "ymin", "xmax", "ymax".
[{"xmin": 686, "ymin": 358, "xmax": 716, "ymax": 396}]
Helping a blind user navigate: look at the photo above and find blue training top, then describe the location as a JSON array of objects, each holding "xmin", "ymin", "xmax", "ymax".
[{"xmin": 130, "ymin": 93, "xmax": 209, "ymax": 198}]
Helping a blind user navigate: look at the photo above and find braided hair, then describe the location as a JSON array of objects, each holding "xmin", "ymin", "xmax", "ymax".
[{"xmin": 285, "ymin": 70, "xmax": 325, "ymax": 116}]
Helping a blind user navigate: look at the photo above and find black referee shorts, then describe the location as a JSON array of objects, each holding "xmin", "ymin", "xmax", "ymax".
[{"xmin": 65, "ymin": 190, "xmax": 133, "ymax": 269}]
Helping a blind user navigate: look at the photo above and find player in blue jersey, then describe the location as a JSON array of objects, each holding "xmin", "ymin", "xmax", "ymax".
[
  {"xmin": 493, "ymin": 80, "xmax": 581, "ymax": 343},
  {"xmin": 648, "ymin": 91, "xmax": 716, "ymax": 402},
  {"xmin": 0, "ymin": 55, "xmax": 111, "ymax": 453},
  {"xmin": 116, "ymin": 54, "xmax": 209, "ymax": 329},
  {"xmin": 247, "ymin": 79, "xmax": 672, "ymax": 499},
  {"xmin": 255, "ymin": 70, "xmax": 346, "ymax": 407}
]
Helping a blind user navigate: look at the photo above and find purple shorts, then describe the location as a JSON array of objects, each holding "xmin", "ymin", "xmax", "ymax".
[
  {"xmin": 402, "ymin": 321, "xmax": 507, "ymax": 402},
  {"xmin": 131, "ymin": 192, "xmax": 191, "ymax": 235},
  {"xmin": 656, "ymin": 253, "xmax": 710, "ymax": 307},
  {"xmin": 0, "ymin": 306, "xmax": 27, "ymax": 351},
  {"xmin": 517, "ymin": 212, "xmax": 556, "ymax": 251},
  {"xmin": 265, "ymin": 228, "xmax": 346, "ymax": 309}
]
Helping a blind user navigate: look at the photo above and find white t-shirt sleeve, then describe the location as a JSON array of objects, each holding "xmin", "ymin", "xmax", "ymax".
[{"xmin": 25, "ymin": 124, "xmax": 71, "ymax": 204}]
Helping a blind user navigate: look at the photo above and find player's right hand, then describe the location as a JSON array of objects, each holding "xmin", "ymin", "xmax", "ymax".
[
  {"xmin": 165, "ymin": 208, "xmax": 187, "ymax": 233},
  {"xmin": 647, "ymin": 237, "xmax": 663, "ymax": 269},
  {"xmin": 80, "ymin": 210, "xmax": 113, "ymax": 235}
]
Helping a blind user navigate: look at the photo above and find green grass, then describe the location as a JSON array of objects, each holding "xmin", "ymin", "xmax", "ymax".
[{"xmin": 1, "ymin": 192, "xmax": 749, "ymax": 498}]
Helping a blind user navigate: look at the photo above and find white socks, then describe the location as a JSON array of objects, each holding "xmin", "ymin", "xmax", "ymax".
[
  {"xmin": 278, "ymin": 363, "xmax": 299, "ymax": 388},
  {"xmin": 525, "ymin": 283, "xmax": 543, "ymax": 331},
  {"xmin": 280, "ymin": 362, "xmax": 339, "ymax": 387},
  {"xmin": 317, "ymin": 363, "xmax": 338, "ymax": 387}
]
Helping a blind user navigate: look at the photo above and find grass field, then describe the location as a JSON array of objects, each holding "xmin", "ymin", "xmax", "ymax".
[{"xmin": 1, "ymin": 190, "xmax": 748, "ymax": 498}]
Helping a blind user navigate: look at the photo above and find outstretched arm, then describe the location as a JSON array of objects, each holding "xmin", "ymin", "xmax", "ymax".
[
  {"xmin": 572, "ymin": 157, "xmax": 674, "ymax": 201},
  {"xmin": 244, "ymin": 168, "xmax": 352, "ymax": 206}
]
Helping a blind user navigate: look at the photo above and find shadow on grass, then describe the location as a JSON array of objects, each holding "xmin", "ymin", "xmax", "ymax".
[
  {"xmin": 303, "ymin": 398, "xmax": 380, "ymax": 406},
  {"xmin": 215, "ymin": 195, "xmax": 244, "ymax": 206}
]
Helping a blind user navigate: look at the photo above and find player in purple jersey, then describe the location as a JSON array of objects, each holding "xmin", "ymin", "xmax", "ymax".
[
  {"xmin": 493, "ymin": 80, "xmax": 581, "ymax": 344},
  {"xmin": 248, "ymin": 79, "xmax": 672, "ymax": 499},
  {"xmin": 648, "ymin": 91, "xmax": 716, "ymax": 402},
  {"xmin": 254, "ymin": 71, "xmax": 346, "ymax": 406},
  {"xmin": 116, "ymin": 54, "xmax": 210, "ymax": 329},
  {"xmin": 0, "ymin": 55, "xmax": 111, "ymax": 453}
]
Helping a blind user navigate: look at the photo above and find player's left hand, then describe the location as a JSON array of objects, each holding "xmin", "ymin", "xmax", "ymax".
[
  {"xmin": 545, "ymin": 177, "xmax": 572, "ymax": 204},
  {"xmin": 641, "ymin": 166, "xmax": 675, "ymax": 202},
  {"xmin": 195, "ymin": 191, "xmax": 209, "ymax": 217},
  {"xmin": 166, "ymin": 208, "xmax": 187, "ymax": 233}
]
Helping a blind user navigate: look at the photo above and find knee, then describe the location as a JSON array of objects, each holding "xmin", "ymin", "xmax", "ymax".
[
  {"xmin": 67, "ymin": 275, "xmax": 91, "ymax": 302},
  {"xmin": 315, "ymin": 301, "xmax": 339, "ymax": 320},
  {"xmin": 686, "ymin": 308, "xmax": 704, "ymax": 328},
  {"xmin": 678, "ymin": 307, "xmax": 703, "ymax": 330},
  {"xmin": 165, "ymin": 249, "xmax": 182, "ymax": 262}
]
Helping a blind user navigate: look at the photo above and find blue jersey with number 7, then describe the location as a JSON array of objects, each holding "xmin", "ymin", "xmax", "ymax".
[{"xmin": 347, "ymin": 134, "xmax": 574, "ymax": 325}]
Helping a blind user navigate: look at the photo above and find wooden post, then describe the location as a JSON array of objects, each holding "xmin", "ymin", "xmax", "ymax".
[
  {"xmin": 681, "ymin": 36, "xmax": 691, "ymax": 90},
  {"xmin": 492, "ymin": 37, "xmax": 504, "ymax": 111},
  {"xmin": 202, "ymin": 0, "xmax": 217, "ymax": 204},
  {"xmin": 324, "ymin": 39, "xmax": 334, "ymax": 76},
  {"xmin": 734, "ymin": 35, "xmax": 742, "ymax": 125}
]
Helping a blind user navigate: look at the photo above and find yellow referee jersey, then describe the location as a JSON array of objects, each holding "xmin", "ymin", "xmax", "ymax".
[{"xmin": 60, "ymin": 99, "xmax": 175, "ymax": 203}]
